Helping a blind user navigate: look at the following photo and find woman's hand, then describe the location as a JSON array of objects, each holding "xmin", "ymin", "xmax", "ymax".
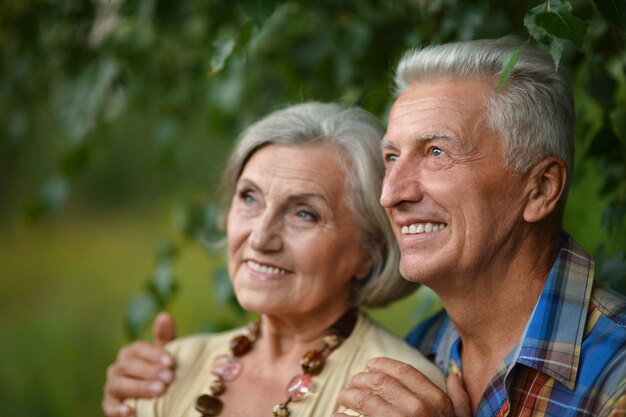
[{"xmin": 102, "ymin": 312, "xmax": 177, "ymax": 417}]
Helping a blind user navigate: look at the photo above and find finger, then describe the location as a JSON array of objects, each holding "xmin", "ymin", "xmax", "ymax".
[
  {"xmin": 446, "ymin": 373, "xmax": 472, "ymax": 417},
  {"xmin": 366, "ymin": 357, "xmax": 438, "ymax": 394},
  {"xmin": 153, "ymin": 312, "xmax": 176, "ymax": 348},
  {"xmin": 119, "ymin": 341, "xmax": 174, "ymax": 369},
  {"xmin": 107, "ymin": 372, "xmax": 168, "ymax": 399},
  {"xmin": 102, "ymin": 397, "xmax": 134, "ymax": 417},
  {"xmin": 117, "ymin": 354, "xmax": 174, "ymax": 383},
  {"xmin": 342, "ymin": 371, "xmax": 435, "ymax": 416},
  {"xmin": 338, "ymin": 387, "xmax": 400, "ymax": 417}
]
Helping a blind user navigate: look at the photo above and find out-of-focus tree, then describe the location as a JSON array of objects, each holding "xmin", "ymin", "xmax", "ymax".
[{"xmin": 1, "ymin": 0, "xmax": 624, "ymax": 338}]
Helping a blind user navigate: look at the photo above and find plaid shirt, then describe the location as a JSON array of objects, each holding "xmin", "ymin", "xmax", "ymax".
[{"xmin": 406, "ymin": 235, "xmax": 626, "ymax": 417}]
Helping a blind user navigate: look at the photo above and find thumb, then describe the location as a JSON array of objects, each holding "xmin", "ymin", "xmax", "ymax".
[
  {"xmin": 152, "ymin": 311, "xmax": 176, "ymax": 348},
  {"xmin": 446, "ymin": 373, "xmax": 472, "ymax": 417}
]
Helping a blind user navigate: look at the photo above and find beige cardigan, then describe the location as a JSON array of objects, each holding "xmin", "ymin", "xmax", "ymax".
[{"xmin": 131, "ymin": 313, "xmax": 445, "ymax": 417}]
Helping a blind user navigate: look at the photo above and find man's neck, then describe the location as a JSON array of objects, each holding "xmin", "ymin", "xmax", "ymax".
[{"xmin": 436, "ymin": 228, "xmax": 562, "ymax": 409}]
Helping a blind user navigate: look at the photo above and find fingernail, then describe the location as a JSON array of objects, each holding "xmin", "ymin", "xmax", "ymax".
[
  {"xmin": 159, "ymin": 369, "xmax": 173, "ymax": 383},
  {"xmin": 149, "ymin": 381, "xmax": 164, "ymax": 395},
  {"xmin": 160, "ymin": 354, "xmax": 173, "ymax": 367},
  {"xmin": 119, "ymin": 404, "xmax": 130, "ymax": 416},
  {"xmin": 367, "ymin": 358, "xmax": 377, "ymax": 368}
]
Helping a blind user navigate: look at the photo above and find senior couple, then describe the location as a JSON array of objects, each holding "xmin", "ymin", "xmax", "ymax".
[{"xmin": 103, "ymin": 37, "xmax": 626, "ymax": 417}]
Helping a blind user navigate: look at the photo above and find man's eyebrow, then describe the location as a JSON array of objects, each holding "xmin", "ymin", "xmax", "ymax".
[
  {"xmin": 416, "ymin": 131, "xmax": 456, "ymax": 142},
  {"xmin": 381, "ymin": 131, "xmax": 456, "ymax": 150}
]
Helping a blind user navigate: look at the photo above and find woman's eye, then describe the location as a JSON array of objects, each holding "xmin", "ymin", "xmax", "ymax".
[
  {"xmin": 238, "ymin": 190, "xmax": 256, "ymax": 205},
  {"xmin": 296, "ymin": 210, "xmax": 318, "ymax": 222}
]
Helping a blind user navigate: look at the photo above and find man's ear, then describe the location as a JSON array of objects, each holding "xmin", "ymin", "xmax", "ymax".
[{"xmin": 523, "ymin": 157, "xmax": 568, "ymax": 223}]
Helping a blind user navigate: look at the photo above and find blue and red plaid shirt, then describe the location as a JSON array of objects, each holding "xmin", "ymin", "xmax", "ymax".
[{"xmin": 406, "ymin": 235, "xmax": 626, "ymax": 416}]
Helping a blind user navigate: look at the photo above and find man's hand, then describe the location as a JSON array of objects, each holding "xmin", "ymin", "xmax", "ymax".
[
  {"xmin": 334, "ymin": 357, "xmax": 472, "ymax": 417},
  {"xmin": 102, "ymin": 312, "xmax": 177, "ymax": 417}
]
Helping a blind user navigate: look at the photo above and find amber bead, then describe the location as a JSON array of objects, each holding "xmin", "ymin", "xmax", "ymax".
[
  {"xmin": 194, "ymin": 394, "xmax": 223, "ymax": 416},
  {"xmin": 301, "ymin": 349, "xmax": 325, "ymax": 375},
  {"xmin": 230, "ymin": 335, "xmax": 253, "ymax": 357}
]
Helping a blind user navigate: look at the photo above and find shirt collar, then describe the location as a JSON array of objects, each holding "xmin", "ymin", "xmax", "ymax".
[
  {"xmin": 515, "ymin": 234, "xmax": 594, "ymax": 389},
  {"xmin": 429, "ymin": 234, "xmax": 595, "ymax": 389}
]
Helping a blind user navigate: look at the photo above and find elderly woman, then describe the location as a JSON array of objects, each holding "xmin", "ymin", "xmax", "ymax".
[{"xmin": 104, "ymin": 102, "xmax": 444, "ymax": 417}]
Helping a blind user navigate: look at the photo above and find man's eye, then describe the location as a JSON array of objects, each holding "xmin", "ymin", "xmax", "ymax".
[
  {"xmin": 431, "ymin": 147, "xmax": 444, "ymax": 156},
  {"xmin": 384, "ymin": 154, "xmax": 398, "ymax": 163}
]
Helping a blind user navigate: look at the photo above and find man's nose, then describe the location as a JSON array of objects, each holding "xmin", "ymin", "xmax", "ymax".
[{"xmin": 380, "ymin": 158, "xmax": 424, "ymax": 208}]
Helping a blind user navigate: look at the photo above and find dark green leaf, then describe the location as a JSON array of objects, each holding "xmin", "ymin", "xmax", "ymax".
[
  {"xmin": 125, "ymin": 294, "xmax": 158, "ymax": 340},
  {"xmin": 594, "ymin": 0, "xmax": 626, "ymax": 33},
  {"xmin": 151, "ymin": 261, "xmax": 177, "ymax": 304},
  {"xmin": 240, "ymin": 0, "xmax": 279, "ymax": 23},
  {"xmin": 596, "ymin": 250, "xmax": 626, "ymax": 294},
  {"xmin": 609, "ymin": 107, "xmax": 626, "ymax": 145},
  {"xmin": 535, "ymin": 11, "xmax": 589, "ymax": 47},
  {"xmin": 209, "ymin": 37, "xmax": 236, "ymax": 75},
  {"xmin": 497, "ymin": 48, "xmax": 521, "ymax": 92}
]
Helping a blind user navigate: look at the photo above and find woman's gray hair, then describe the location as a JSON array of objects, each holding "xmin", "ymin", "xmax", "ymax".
[
  {"xmin": 219, "ymin": 102, "xmax": 419, "ymax": 308},
  {"xmin": 394, "ymin": 36, "xmax": 575, "ymax": 181}
]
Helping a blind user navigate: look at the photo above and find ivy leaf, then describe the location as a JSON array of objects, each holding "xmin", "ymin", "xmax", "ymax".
[
  {"xmin": 125, "ymin": 294, "xmax": 158, "ymax": 340},
  {"xmin": 209, "ymin": 37, "xmax": 236, "ymax": 75},
  {"xmin": 150, "ymin": 261, "xmax": 177, "ymax": 305},
  {"xmin": 594, "ymin": 0, "xmax": 626, "ymax": 33},
  {"xmin": 534, "ymin": 11, "xmax": 589, "ymax": 48},
  {"xmin": 524, "ymin": 0, "xmax": 587, "ymax": 69},
  {"xmin": 22, "ymin": 176, "xmax": 71, "ymax": 221},
  {"xmin": 497, "ymin": 48, "xmax": 521, "ymax": 92}
]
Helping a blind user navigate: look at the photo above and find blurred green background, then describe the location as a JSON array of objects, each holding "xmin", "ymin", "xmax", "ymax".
[{"xmin": 1, "ymin": 1, "xmax": 624, "ymax": 416}]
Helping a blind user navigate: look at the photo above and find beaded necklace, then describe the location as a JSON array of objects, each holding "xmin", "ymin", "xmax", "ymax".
[{"xmin": 194, "ymin": 309, "xmax": 358, "ymax": 417}]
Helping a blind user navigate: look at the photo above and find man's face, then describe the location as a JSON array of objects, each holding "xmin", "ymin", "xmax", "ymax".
[{"xmin": 380, "ymin": 78, "xmax": 529, "ymax": 289}]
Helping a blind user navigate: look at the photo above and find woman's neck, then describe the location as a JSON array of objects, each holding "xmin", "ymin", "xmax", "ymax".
[{"xmin": 255, "ymin": 306, "xmax": 353, "ymax": 360}]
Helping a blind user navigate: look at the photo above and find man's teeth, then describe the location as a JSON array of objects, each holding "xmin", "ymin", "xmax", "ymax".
[
  {"xmin": 401, "ymin": 223, "xmax": 447, "ymax": 235},
  {"xmin": 247, "ymin": 261, "xmax": 287, "ymax": 274}
]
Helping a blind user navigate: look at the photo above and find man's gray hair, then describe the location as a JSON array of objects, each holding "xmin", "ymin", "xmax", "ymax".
[
  {"xmin": 219, "ymin": 102, "xmax": 418, "ymax": 308},
  {"xmin": 395, "ymin": 36, "xmax": 575, "ymax": 178}
]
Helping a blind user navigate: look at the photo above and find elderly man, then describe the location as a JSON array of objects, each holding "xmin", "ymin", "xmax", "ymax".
[
  {"xmin": 103, "ymin": 38, "xmax": 625, "ymax": 417},
  {"xmin": 335, "ymin": 37, "xmax": 626, "ymax": 416}
]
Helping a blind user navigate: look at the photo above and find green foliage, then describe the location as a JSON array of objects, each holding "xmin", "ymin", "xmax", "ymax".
[{"xmin": 2, "ymin": 0, "xmax": 624, "ymax": 341}]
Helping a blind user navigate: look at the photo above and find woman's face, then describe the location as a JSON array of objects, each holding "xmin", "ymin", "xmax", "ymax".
[{"xmin": 227, "ymin": 143, "xmax": 371, "ymax": 322}]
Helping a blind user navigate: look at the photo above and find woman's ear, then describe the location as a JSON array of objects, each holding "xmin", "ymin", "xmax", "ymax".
[
  {"xmin": 354, "ymin": 254, "xmax": 374, "ymax": 281},
  {"xmin": 523, "ymin": 157, "xmax": 568, "ymax": 223}
]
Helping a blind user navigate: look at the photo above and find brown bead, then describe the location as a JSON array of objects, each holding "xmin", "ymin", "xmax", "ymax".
[
  {"xmin": 209, "ymin": 378, "xmax": 226, "ymax": 395},
  {"xmin": 194, "ymin": 394, "xmax": 223, "ymax": 416},
  {"xmin": 230, "ymin": 335, "xmax": 253, "ymax": 357},
  {"xmin": 323, "ymin": 333, "xmax": 343, "ymax": 350},
  {"xmin": 301, "ymin": 349, "xmax": 325, "ymax": 375}
]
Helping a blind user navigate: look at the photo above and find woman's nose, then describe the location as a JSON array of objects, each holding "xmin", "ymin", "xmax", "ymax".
[{"xmin": 248, "ymin": 214, "xmax": 283, "ymax": 252}]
